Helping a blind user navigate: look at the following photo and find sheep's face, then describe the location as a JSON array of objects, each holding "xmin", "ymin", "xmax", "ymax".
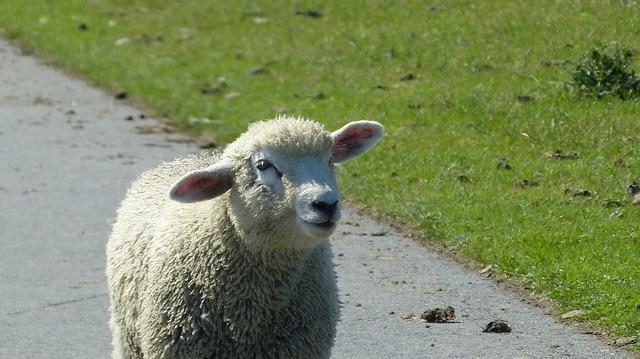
[
  {"xmin": 249, "ymin": 148, "xmax": 341, "ymax": 241},
  {"xmin": 169, "ymin": 117, "xmax": 384, "ymax": 250}
]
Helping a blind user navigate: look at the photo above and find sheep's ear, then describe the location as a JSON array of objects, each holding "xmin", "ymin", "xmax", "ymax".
[
  {"xmin": 331, "ymin": 121, "xmax": 384, "ymax": 163},
  {"xmin": 169, "ymin": 163, "xmax": 234, "ymax": 203}
]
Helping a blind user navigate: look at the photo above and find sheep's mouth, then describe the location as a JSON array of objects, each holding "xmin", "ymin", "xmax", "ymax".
[
  {"xmin": 312, "ymin": 220, "xmax": 336, "ymax": 230},
  {"xmin": 302, "ymin": 219, "xmax": 336, "ymax": 230},
  {"xmin": 299, "ymin": 218, "xmax": 337, "ymax": 238}
]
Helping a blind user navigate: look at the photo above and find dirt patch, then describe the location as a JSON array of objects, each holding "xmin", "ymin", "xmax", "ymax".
[
  {"xmin": 513, "ymin": 179, "xmax": 539, "ymax": 188},
  {"xmin": 560, "ymin": 309, "xmax": 590, "ymax": 320},
  {"xmin": 456, "ymin": 174, "xmax": 470, "ymax": 183},
  {"xmin": 250, "ymin": 66, "xmax": 268, "ymax": 75},
  {"xmin": 564, "ymin": 188, "xmax": 594, "ymax": 197},
  {"xmin": 33, "ymin": 97, "xmax": 54, "ymax": 106},
  {"xmin": 400, "ymin": 73, "xmax": 416, "ymax": 81},
  {"xmin": 613, "ymin": 337, "xmax": 638, "ymax": 347},
  {"xmin": 201, "ymin": 85, "xmax": 223, "ymax": 95},
  {"xmin": 496, "ymin": 158, "xmax": 511, "ymax": 170},
  {"xmin": 602, "ymin": 199, "xmax": 624, "ymax": 208},
  {"xmin": 295, "ymin": 9, "xmax": 322, "ymax": 18},
  {"xmin": 400, "ymin": 313, "xmax": 418, "ymax": 321},
  {"xmin": 517, "ymin": 95, "xmax": 534, "ymax": 103},
  {"xmin": 540, "ymin": 59, "xmax": 572, "ymax": 67},
  {"xmin": 543, "ymin": 150, "xmax": 580, "ymax": 159},
  {"xmin": 135, "ymin": 122, "xmax": 174, "ymax": 134}
]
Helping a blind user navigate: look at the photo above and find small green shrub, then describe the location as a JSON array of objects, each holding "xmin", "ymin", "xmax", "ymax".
[{"xmin": 572, "ymin": 45, "xmax": 640, "ymax": 99}]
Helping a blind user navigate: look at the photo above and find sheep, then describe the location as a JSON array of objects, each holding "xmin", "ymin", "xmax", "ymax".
[{"xmin": 106, "ymin": 116, "xmax": 384, "ymax": 359}]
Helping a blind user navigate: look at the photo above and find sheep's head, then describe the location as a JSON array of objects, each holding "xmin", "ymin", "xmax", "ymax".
[{"xmin": 169, "ymin": 117, "xmax": 383, "ymax": 250}]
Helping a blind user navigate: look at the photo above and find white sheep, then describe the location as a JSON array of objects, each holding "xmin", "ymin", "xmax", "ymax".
[{"xmin": 106, "ymin": 116, "xmax": 384, "ymax": 358}]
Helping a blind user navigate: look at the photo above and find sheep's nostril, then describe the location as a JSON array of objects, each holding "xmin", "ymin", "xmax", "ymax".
[{"xmin": 311, "ymin": 200, "xmax": 338, "ymax": 218}]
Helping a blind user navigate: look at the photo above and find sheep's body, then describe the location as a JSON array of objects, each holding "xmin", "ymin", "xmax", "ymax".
[{"xmin": 107, "ymin": 117, "xmax": 383, "ymax": 358}]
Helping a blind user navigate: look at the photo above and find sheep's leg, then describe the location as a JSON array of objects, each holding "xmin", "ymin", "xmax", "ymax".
[{"xmin": 109, "ymin": 314, "xmax": 139, "ymax": 359}]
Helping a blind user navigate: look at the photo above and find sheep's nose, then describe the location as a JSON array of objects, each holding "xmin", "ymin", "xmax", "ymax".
[{"xmin": 311, "ymin": 200, "xmax": 339, "ymax": 219}]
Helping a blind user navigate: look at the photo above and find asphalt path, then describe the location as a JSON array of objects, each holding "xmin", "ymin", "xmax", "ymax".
[{"xmin": 0, "ymin": 38, "xmax": 632, "ymax": 358}]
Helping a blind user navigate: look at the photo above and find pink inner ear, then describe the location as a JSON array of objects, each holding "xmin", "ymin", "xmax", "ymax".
[
  {"xmin": 334, "ymin": 127, "xmax": 377, "ymax": 155},
  {"xmin": 338, "ymin": 127, "xmax": 376, "ymax": 142},
  {"xmin": 175, "ymin": 177, "xmax": 220, "ymax": 197}
]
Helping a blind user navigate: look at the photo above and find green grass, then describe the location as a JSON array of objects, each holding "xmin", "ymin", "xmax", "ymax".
[{"xmin": 2, "ymin": 0, "xmax": 639, "ymax": 345}]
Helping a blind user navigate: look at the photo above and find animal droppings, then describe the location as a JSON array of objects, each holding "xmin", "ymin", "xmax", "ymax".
[
  {"xmin": 482, "ymin": 320, "xmax": 511, "ymax": 333},
  {"xmin": 420, "ymin": 306, "xmax": 455, "ymax": 323}
]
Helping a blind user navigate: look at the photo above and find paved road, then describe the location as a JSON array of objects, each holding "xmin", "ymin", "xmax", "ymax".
[{"xmin": 0, "ymin": 38, "xmax": 632, "ymax": 358}]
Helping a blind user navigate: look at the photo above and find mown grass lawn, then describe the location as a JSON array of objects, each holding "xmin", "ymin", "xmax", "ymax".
[{"xmin": 1, "ymin": 0, "xmax": 638, "ymax": 346}]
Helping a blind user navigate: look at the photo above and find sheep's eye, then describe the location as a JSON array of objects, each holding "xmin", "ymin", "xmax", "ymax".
[{"xmin": 256, "ymin": 160, "xmax": 273, "ymax": 171}]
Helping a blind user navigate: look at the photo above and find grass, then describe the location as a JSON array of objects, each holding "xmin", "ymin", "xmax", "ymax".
[{"xmin": 1, "ymin": 0, "xmax": 639, "ymax": 346}]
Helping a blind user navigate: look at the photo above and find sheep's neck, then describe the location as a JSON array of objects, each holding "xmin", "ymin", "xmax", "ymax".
[
  {"xmin": 221, "ymin": 216, "xmax": 309, "ymax": 279},
  {"xmin": 208, "ymin": 201, "xmax": 309, "ymax": 289},
  {"xmin": 214, "ymin": 215, "xmax": 313, "ymax": 343}
]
